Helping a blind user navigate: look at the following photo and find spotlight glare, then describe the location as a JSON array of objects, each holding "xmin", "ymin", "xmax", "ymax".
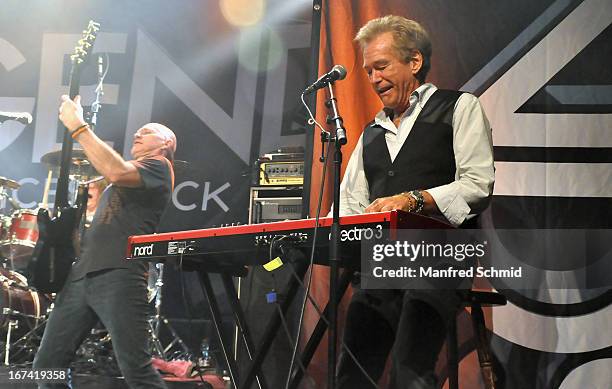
[{"xmin": 220, "ymin": 0, "xmax": 266, "ymax": 27}]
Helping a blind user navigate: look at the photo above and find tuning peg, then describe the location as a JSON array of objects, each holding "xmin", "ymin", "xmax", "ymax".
[
  {"xmin": 77, "ymin": 39, "xmax": 92, "ymax": 48},
  {"xmin": 88, "ymin": 21, "xmax": 101, "ymax": 31}
]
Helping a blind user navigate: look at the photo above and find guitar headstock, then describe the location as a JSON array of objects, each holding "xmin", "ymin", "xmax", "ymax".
[
  {"xmin": 56, "ymin": 20, "xmax": 102, "ymax": 210},
  {"xmin": 70, "ymin": 20, "xmax": 100, "ymax": 65}
]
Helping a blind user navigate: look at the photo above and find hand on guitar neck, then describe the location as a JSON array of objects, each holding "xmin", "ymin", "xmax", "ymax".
[
  {"xmin": 58, "ymin": 95, "xmax": 176, "ymax": 188},
  {"xmin": 59, "ymin": 94, "xmax": 142, "ymax": 188},
  {"xmin": 58, "ymin": 95, "xmax": 87, "ymax": 132}
]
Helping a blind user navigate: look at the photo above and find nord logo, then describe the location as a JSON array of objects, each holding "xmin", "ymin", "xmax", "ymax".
[{"xmin": 133, "ymin": 244, "xmax": 154, "ymax": 257}]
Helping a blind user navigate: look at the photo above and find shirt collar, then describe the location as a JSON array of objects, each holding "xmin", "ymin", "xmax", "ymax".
[{"xmin": 373, "ymin": 83, "xmax": 437, "ymax": 130}]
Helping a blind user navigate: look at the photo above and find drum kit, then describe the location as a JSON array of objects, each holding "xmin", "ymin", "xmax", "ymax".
[{"xmin": 0, "ymin": 148, "xmax": 100, "ymax": 365}]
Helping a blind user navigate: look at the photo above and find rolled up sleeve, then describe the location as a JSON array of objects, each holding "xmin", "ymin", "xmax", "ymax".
[{"xmin": 427, "ymin": 93, "xmax": 495, "ymax": 226}]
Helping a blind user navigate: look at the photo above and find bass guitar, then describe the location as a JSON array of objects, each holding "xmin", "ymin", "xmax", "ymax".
[{"xmin": 29, "ymin": 21, "xmax": 100, "ymax": 293}]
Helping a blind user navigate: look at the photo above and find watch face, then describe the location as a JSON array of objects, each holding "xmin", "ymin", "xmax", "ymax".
[{"xmin": 410, "ymin": 190, "xmax": 424, "ymax": 212}]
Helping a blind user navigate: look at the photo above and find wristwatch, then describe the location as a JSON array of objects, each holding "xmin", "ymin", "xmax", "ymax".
[{"xmin": 407, "ymin": 190, "xmax": 424, "ymax": 213}]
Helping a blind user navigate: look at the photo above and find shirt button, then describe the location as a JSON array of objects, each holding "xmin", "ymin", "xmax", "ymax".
[{"xmin": 388, "ymin": 170, "xmax": 395, "ymax": 177}]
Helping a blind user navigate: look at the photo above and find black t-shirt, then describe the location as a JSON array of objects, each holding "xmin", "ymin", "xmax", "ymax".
[{"xmin": 71, "ymin": 157, "xmax": 173, "ymax": 280}]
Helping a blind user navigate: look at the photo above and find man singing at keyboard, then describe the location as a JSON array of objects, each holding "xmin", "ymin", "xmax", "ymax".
[{"xmin": 334, "ymin": 15, "xmax": 495, "ymax": 389}]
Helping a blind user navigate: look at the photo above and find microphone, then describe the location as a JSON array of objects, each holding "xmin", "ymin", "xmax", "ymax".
[
  {"xmin": 303, "ymin": 64, "xmax": 347, "ymax": 95},
  {"xmin": 0, "ymin": 111, "xmax": 33, "ymax": 125}
]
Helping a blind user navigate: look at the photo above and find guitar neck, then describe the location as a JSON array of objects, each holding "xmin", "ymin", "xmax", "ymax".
[
  {"xmin": 52, "ymin": 19, "xmax": 100, "ymax": 212},
  {"xmin": 54, "ymin": 66, "xmax": 83, "ymax": 211}
]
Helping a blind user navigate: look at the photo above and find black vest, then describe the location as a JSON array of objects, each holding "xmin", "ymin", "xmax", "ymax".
[{"xmin": 363, "ymin": 89, "xmax": 463, "ymax": 202}]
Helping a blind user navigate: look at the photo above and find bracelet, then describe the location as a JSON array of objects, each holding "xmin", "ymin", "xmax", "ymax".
[
  {"xmin": 408, "ymin": 190, "xmax": 425, "ymax": 213},
  {"xmin": 71, "ymin": 124, "xmax": 90, "ymax": 140}
]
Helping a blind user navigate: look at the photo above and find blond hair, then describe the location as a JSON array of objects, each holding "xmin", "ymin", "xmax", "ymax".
[{"xmin": 355, "ymin": 15, "xmax": 432, "ymax": 83}]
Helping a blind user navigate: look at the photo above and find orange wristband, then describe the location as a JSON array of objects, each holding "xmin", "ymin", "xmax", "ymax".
[{"xmin": 71, "ymin": 124, "xmax": 90, "ymax": 140}]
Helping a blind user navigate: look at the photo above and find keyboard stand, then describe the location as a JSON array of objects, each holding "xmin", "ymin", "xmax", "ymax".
[
  {"xmin": 193, "ymin": 248, "xmax": 355, "ymax": 389},
  {"xmin": 236, "ymin": 248, "xmax": 355, "ymax": 389},
  {"xmin": 196, "ymin": 267, "xmax": 270, "ymax": 389}
]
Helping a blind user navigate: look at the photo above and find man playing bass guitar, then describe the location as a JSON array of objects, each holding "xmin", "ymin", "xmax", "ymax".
[{"xmin": 33, "ymin": 94, "xmax": 176, "ymax": 389}]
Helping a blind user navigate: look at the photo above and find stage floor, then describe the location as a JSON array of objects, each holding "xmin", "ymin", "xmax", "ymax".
[{"xmin": 0, "ymin": 373, "xmax": 227, "ymax": 389}]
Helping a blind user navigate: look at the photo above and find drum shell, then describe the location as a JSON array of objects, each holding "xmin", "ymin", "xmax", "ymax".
[
  {"xmin": 0, "ymin": 269, "xmax": 48, "ymax": 332},
  {"xmin": 1, "ymin": 209, "xmax": 39, "ymax": 269},
  {"xmin": 0, "ymin": 216, "xmax": 11, "ymax": 242}
]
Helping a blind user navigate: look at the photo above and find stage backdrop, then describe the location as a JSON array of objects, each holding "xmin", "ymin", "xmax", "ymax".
[
  {"xmin": 0, "ymin": 0, "xmax": 314, "ymax": 353},
  {"xmin": 1, "ymin": 0, "xmax": 611, "ymax": 387},
  {"xmin": 306, "ymin": 0, "xmax": 612, "ymax": 388}
]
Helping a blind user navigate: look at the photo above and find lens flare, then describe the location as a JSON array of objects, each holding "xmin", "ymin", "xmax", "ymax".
[{"xmin": 220, "ymin": 0, "xmax": 266, "ymax": 27}]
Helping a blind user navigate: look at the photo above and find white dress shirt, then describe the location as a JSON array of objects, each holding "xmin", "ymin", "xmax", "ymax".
[{"xmin": 334, "ymin": 83, "xmax": 495, "ymax": 226}]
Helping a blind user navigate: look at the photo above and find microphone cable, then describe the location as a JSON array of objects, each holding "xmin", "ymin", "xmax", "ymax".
[
  {"xmin": 283, "ymin": 260, "xmax": 380, "ymax": 389},
  {"xmin": 266, "ymin": 236, "xmax": 310, "ymax": 379},
  {"xmin": 282, "ymin": 92, "xmax": 332, "ymax": 389},
  {"xmin": 271, "ymin": 230, "xmax": 379, "ymax": 388},
  {"xmin": 281, "ymin": 92, "xmax": 380, "ymax": 389}
]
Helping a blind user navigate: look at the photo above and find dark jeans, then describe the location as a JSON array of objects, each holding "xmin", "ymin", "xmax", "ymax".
[
  {"xmin": 33, "ymin": 268, "xmax": 167, "ymax": 389},
  {"xmin": 337, "ymin": 289, "xmax": 458, "ymax": 389}
]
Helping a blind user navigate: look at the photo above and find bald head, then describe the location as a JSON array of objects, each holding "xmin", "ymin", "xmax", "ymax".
[
  {"xmin": 144, "ymin": 122, "xmax": 176, "ymax": 153},
  {"xmin": 131, "ymin": 123, "xmax": 177, "ymax": 162}
]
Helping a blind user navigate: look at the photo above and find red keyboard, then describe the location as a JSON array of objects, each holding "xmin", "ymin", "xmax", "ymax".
[{"xmin": 126, "ymin": 210, "xmax": 448, "ymax": 269}]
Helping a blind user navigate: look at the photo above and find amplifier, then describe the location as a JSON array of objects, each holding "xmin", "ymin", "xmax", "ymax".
[
  {"xmin": 259, "ymin": 161, "xmax": 304, "ymax": 186},
  {"xmin": 249, "ymin": 186, "xmax": 303, "ymax": 224},
  {"xmin": 253, "ymin": 197, "xmax": 302, "ymax": 223}
]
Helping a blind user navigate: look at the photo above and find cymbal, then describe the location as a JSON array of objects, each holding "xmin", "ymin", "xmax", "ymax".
[
  {"xmin": 0, "ymin": 176, "xmax": 20, "ymax": 190},
  {"xmin": 41, "ymin": 149, "xmax": 98, "ymax": 177},
  {"xmin": 41, "ymin": 148, "xmax": 87, "ymax": 166}
]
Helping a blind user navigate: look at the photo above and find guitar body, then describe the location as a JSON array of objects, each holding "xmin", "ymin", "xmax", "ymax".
[
  {"xmin": 29, "ymin": 208, "xmax": 78, "ymax": 293},
  {"xmin": 28, "ymin": 21, "xmax": 100, "ymax": 293}
]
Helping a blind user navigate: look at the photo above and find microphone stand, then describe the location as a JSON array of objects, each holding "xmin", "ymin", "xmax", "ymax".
[{"xmin": 321, "ymin": 81, "xmax": 346, "ymax": 389}]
